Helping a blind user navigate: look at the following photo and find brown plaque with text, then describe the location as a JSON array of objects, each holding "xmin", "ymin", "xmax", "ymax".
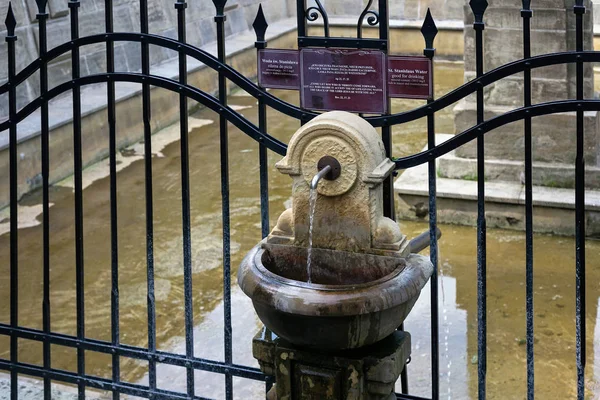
[
  {"xmin": 300, "ymin": 48, "xmax": 387, "ymax": 114},
  {"xmin": 258, "ymin": 49, "xmax": 300, "ymax": 90},
  {"xmin": 387, "ymin": 56, "xmax": 432, "ymax": 99}
]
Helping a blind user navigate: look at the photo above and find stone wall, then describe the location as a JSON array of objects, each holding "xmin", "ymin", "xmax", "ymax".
[
  {"xmin": 320, "ymin": 0, "xmax": 600, "ymax": 24},
  {"xmin": 307, "ymin": 0, "xmax": 463, "ymax": 21},
  {"xmin": 0, "ymin": 0, "xmax": 293, "ymax": 119}
]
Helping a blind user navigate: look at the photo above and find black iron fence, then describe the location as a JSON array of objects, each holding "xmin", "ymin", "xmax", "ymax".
[{"xmin": 0, "ymin": 0, "xmax": 593, "ymax": 399}]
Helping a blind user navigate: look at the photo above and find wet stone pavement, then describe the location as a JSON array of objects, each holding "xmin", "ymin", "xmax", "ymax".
[{"xmin": 0, "ymin": 61, "xmax": 599, "ymax": 399}]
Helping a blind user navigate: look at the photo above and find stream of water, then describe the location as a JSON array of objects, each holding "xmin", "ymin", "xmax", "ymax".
[
  {"xmin": 1, "ymin": 61, "xmax": 599, "ymax": 399},
  {"xmin": 306, "ymin": 187, "xmax": 318, "ymax": 284}
]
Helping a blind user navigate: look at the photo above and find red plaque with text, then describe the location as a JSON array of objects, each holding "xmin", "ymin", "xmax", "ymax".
[
  {"xmin": 258, "ymin": 49, "xmax": 300, "ymax": 90},
  {"xmin": 387, "ymin": 56, "xmax": 432, "ymax": 99},
  {"xmin": 300, "ymin": 48, "xmax": 387, "ymax": 114}
]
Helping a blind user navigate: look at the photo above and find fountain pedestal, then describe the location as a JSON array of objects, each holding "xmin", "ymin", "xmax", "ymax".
[{"xmin": 253, "ymin": 327, "xmax": 410, "ymax": 400}]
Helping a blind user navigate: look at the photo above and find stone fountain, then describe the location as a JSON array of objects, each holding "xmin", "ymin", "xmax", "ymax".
[{"xmin": 238, "ymin": 111, "xmax": 434, "ymax": 399}]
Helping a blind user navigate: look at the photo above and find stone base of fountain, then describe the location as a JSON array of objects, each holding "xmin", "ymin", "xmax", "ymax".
[{"xmin": 253, "ymin": 326, "xmax": 410, "ymax": 400}]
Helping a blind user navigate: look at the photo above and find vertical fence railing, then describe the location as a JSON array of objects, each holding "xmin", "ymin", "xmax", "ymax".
[
  {"xmin": 174, "ymin": 0, "xmax": 196, "ymax": 397},
  {"xmin": 469, "ymin": 0, "xmax": 488, "ymax": 398},
  {"xmin": 252, "ymin": 11, "xmax": 274, "ymax": 396},
  {"xmin": 105, "ymin": 0, "xmax": 121, "ymax": 397},
  {"xmin": 138, "ymin": 0, "xmax": 158, "ymax": 392},
  {"xmin": 253, "ymin": 5, "xmax": 270, "ymax": 241},
  {"xmin": 68, "ymin": 1, "xmax": 86, "ymax": 398},
  {"xmin": 574, "ymin": 1, "xmax": 587, "ymax": 399},
  {"xmin": 212, "ymin": 1, "xmax": 234, "ymax": 398},
  {"xmin": 422, "ymin": 9, "xmax": 439, "ymax": 400},
  {"xmin": 521, "ymin": 1, "xmax": 534, "ymax": 399},
  {"xmin": 5, "ymin": 4, "xmax": 18, "ymax": 400},
  {"xmin": 35, "ymin": 0, "xmax": 52, "ymax": 398}
]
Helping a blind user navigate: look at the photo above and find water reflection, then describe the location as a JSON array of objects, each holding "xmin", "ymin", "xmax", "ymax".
[{"xmin": 0, "ymin": 61, "xmax": 599, "ymax": 399}]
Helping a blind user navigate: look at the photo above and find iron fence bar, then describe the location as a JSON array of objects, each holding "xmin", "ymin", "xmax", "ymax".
[
  {"xmin": 0, "ymin": 324, "xmax": 267, "ymax": 380},
  {"xmin": 4, "ymin": 69, "xmax": 600, "ymax": 173},
  {"xmin": 0, "ymin": 72, "xmax": 287, "ymax": 155},
  {"xmin": 4, "ymin": 67, "xmax": 600, "ymax": 173},
  {"xmin": 67, "ymin": 1, "xmax": 86, "ymax": 398},
  {"xmin": 357, "ymin": 0, "xmax": 378, "ymax": 39},
  {"xmin": 0, "ymin": 360, "xmax": 214, "ymax": 400},
  {"xmin": 213, "ymin": 2, "xmax": 234, "ymax": 398},
  {"xmin": 296, "ymin": 0, "xmax": 307, "ymax": 38},
  {"xmin": 521, "ymin": 2, "xmax": 534, "ymax": 399},
  {"xmin": 297, "ymin": 36, "xmax": 387, "ymax": 50},
  {"xmin": 574, "ymin": 1, "xmax": 587, "ymax": 399},
  {"xmin": 422, "ymin": 8, "xmax": 439, "ymax": 399},
  {"xmin": 173, "ymin": 0, "xmax": 196, "ymax": 397},
  {"xmin": 469, "ymin": 0, "xmax": 488, "ymax": 398},
  {"xmin": 138, "ymin": 0, "xmax": 158, "ymax": 391},
  {"xmin": 6, "ymin": 32, "xmax": 600, "ymax": 128},
  {"xmin": 253, "ymin": 6, "xmax": 270, "ymax": 240},
  {"xmin": 104, "ymin": 0, "xmax": 120, "ymax": 398},
  {"xmin": 394, "ymin": 98, "xmax": 600, "ymax": 169},
  {"xmin": 35, "ymin": 1, "xmax": 52, "ymax": 398},
  {"xmin": 5, "ymin": 4, "xmax": 18, "ymax": 399},
  {"xmin": 258, "ymin": 99, "xmax": 269, "ymax": 239}
]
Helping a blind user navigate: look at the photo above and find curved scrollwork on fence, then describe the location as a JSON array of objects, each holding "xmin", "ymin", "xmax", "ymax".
[
  {"xmin": 357, "ymin": 0, "xmax": 379, "ymax": 38},
  {"xmin": 305, "ymin": 0, "xmax": 330, "ymax": 37},
  {"xmin": 2, "ymin": 30, "xmax": 600, "ymax": 165}
]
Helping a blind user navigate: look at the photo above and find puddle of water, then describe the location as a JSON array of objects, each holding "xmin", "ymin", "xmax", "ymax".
[{"xmin": 1, "ymin": 61, "xmax": 599, "ymax": 399}]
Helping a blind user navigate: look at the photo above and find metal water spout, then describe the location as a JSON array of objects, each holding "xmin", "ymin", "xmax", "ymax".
[{"xmin": 310, "ymin": 165, "xmax": 332, "ymax": 190}]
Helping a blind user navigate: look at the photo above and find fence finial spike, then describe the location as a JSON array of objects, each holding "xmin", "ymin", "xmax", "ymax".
[
  {"xmin": 212, "ymin": 0, "xmax": 227, "ymax": 15},
  {"xmin": 421, "ymin": 8, "xmax": 438, "ymax": 50},
  {"xmin": 5, "ymin": 2, "xmax": 16, "ymax": 36},
  {"xmin": 35, "ymin": 0, "xmax": 48, "ymax": 14},
  {"xmin": 469, "ymin": 0, "xmax": 488, "ymax": 23},
  {"xmin": 521, "ymin": 0, "xmax": 531, "ymax": 10},
  {"xmin": 253, "ymin": 4, "xmax": 268, "ymax": 43}
]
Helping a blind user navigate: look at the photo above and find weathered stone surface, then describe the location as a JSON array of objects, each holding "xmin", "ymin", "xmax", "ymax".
[
  {"xmin": 271, "ymin": 111, "xmax": 408, "ymax": 255},
  {"xmin": 394, "ymin": 134, "xmax": 600, "ymax": 237},
  {"xmin": 438, "ymin": 151, "xmax": 600, "ymax": 189},
  {"xmin": 451, "ymin": 0, "xmax": 600, "ymax": 192},
  {"xmin": 253, "ymin": 327, "xmax": 411, "ymax": 400},
  {"xmin": 453, "ymin": 102, "xmax": 599, "ymax": 165},
  {"xmin": 0, "ymin": 0, "xmax": 294, "ymax": 119},
  {"xmin": 238, "ymin": 112, "xmax": 433, "ymax": 352}
]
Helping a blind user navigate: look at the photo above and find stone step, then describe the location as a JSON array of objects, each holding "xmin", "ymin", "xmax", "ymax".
[
  {"xmin": 438, "ymin": 144, "xmax": 600, "ymax": 189},
  {"xmin": 394, "ymin": 134, "xmax": 600, "ymax": 237},
  {"xmin": 453, "ymin": 101, "xmax": 600, "ymax": 165}
]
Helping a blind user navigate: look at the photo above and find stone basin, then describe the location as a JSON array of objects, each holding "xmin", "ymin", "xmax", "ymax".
[{"xmin": 237, "ymin": 241, "xmax": 433, "ymax": 350}]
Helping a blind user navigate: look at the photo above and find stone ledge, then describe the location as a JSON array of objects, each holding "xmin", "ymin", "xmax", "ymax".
[
  {"xmin": 438, "ymin": 143, "xmax": 600, "ymax": 189},
  {"xmin": 394, "ymin": 134, "xmax": 600, "ymax": 237},
  {"xmin": 312, "ymin": 17, "xmax": 464, "ymax": 31}
]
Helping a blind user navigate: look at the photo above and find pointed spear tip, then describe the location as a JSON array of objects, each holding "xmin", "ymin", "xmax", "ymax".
[
  {"xmin": 421, "ymin": 7, "xmax": 438, "ymax": 46},
  {"xmin": 5, "ymin": 2, "xmax": 17, "ymax": 36},
  {"xmin": 35, "ymin": 0, "xmax": 48, "ymax": 14},
  {"xmin": 469, "ymin": 0, "xmax": 488, "ymax": 22},
  {"xmin": 253, "ymin": 3, "xmax": 268, "ymax": 42}
]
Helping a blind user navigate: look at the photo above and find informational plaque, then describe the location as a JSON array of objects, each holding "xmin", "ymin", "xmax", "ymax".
[
  {"xmin": 258, "ymin": 49, "xmax": 300, "ymax": 90},
  {"xmin": 300, "ymin": 48, "xmax": 387, "ymax": 114},
  {"xmin": 387, "ymin": 56, "xmax": 432, "ymax": 99}
]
